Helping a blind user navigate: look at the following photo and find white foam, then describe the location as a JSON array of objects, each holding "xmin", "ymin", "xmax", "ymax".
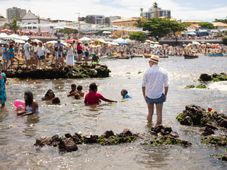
[{"xmin": 208, "ymin": 81, "xmax": 227, "ymax": 91}]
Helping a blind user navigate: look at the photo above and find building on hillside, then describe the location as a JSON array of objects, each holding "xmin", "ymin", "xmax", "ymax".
[
  {"xmin": 140, "ymin": 3, "xmax": 171, "ymax": 19},
  {"xmin": 85, "ymin": 15, "xmax": 105, "ymax": 25},
  {"xmin": 0, "ymin": 15, "xmax": 7, "ymax": 27},
  {"xmin": 20, "ymin": 10, "xmax": 53, "ymax": 34},
  {"xmin": 212, "ymin": 22, "xmax": 227, "ymax": 29},
  {"xmin": 6, "ymin": 7, "xmax": 26, "ymax": 22}
]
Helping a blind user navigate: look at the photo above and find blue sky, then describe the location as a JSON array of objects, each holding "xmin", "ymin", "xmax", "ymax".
[{"xmin": 0, "ymin": 0, "xmax": 226, "ymax": 21}]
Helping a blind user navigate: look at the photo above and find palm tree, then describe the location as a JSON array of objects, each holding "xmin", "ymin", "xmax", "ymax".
[
  {"xmin": 4, "ymin": 18, "xmax": 19, "ymax": 33},
  {"xmin": 153, "ymin": 2, "xmax": 158, "ymax": 8}
]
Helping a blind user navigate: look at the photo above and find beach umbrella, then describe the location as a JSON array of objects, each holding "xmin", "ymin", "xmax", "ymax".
[
  {"xmin": 66, "ymin": 39, "xmax": 77, "ymax": 43},
  {"xmin": 192, "ymin": 41, "xmax": 200, "ymax": 45},
  {"xmin": 0, "ymin": 33, "xmax": 9, "ymax": 39},
  {"xmin": 79, "ymin": 37, "xmax": 91, "ymax": 42},
  {"xmin": 0, "ymin": 39, "xmax": 7, "ymax": 44},
  {"xmin": 32, "ymin": 39, "xmax": 42, "ymax": 43},
  {"xmin": 103, "ymin": 31, "xmax": 111, "ymax": 34},
  {"xmin": 113, "ymin": 38, "xmax": 128, "ymax": 45},
  {"xmin": 96, "ymin": 38, "xmax": 106, "ymax": 44},
  {"xmin": 15, "ymin": 39, "xmax": 25, "ymax": 44},
  {"xmin": 20, "ymin": 35, "xmax": 29, "ymax": 41}
]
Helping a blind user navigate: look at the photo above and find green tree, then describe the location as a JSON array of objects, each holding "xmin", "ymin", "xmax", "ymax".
[
  {"xmin": 138, "ymin": 18, "xmax": 186, "ymax": 40},
  {"xmin": 58, "ymin": 28, "xmax": 78, "ymax": 34},
  {"xmin": 4, "ymin": 19, "xmax": 19, "ymax": 33},
  {"xmin": 214, "ymin": 18, "xmax": 227, "ymax": 24},
  {"xmin": 129, "ymin": 32, "xmax": 147, "ymax": 42},
  {"xmin": 223, "ymin": 37, "xmax": 227, "ymax": 45},
  {"xmin": 199, "ymin": 22, "xmax": 215, "ymax": 29}
]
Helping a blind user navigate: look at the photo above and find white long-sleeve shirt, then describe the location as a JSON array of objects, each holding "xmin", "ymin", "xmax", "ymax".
[{"xmin": 142, "ymin": 65, "xmax": 169, "ymax": 99}]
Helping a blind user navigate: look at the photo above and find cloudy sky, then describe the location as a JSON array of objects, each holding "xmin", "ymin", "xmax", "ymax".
[{"xmin": 0, "ymin": 0, "xmax": 226, "ymax": 21}]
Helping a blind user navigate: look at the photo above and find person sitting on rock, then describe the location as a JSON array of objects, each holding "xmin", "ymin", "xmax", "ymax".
[
  {"xmin": 121, "ymin": 89, "xmax": 131, "ymax": 99},
  {"xmin": 84, "ymin": 83, "xmax": 117, "ymax": 105},
  {"xmin": 42, "ymin": 89, "xmax": 60, "ymax": 104},
  {"xmin": 68, "ymin": 84, "xmax": 77, "ymax": 97},
  {"xmin": 77, "ymin": 85, "xmax": 84, "ymax": 97},
  {"xmin": 17, "ymin": 91, "xmax": 39, "ymax": 116}
]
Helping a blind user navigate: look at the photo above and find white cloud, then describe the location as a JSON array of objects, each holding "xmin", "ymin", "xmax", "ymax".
[{"xmin": 0, "ymin": 0, "xmax": 226, "ymax": 21}]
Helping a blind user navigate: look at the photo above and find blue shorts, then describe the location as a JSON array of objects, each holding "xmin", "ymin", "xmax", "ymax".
[{"xmin": 146, "ymin": 94, "xmax": 166, "ymax": 104}]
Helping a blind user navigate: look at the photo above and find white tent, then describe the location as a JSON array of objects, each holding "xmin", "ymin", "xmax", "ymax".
[
  {"xmin": 32, "ymin": 39, "xmax": 42, "ymax": 43},
  {"xmin": 113, "ymin": 38, "xmax": 128, "ymax": 45},
  {"xmin": 192, "ymin": 41, "xmax": 200, "ymax": 45},
  {"xmin": 8, "ymin": 34, "xmax": 20, "ymax": 40}
]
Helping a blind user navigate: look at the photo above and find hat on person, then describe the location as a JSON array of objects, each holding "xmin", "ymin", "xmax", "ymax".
[{"xmin": 149, "ymin": 55, "xmax": 159, "ymax": 64}]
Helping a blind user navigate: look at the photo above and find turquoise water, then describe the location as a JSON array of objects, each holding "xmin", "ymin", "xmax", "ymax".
[{"xmin": 0, "ymin": 56, "xmax": 227, "ymax": 170}]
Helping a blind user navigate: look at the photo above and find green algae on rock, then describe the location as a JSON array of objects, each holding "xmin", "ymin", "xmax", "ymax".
[
  {"xmin": 201, "ymin": 136, "xmax": 227, "ymax": 146},
  {"xmin": 5, "ymin": 64, "xmax": 111, "ymax": 79},
  {"xmin": 34, "ymin": 129, "xmax": 138, "ymax": 153},
  {"xmin": 149, "ymin": 125, "xmax": 192, "ymax": 147}
]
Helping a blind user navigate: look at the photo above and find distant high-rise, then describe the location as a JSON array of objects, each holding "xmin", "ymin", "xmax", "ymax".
[
  {"xmin": 6, "ymin": 7, "xmax": 26, "ymax": 22},
  {"xmin": 140, "ymin": 2, "xmax": 171, "ymax": 19}
]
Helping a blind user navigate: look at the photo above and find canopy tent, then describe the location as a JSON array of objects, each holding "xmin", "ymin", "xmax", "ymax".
[
  {"xmin": 0, "ymin": 39, "xmax": 7, "ymax": 44},
  {"xmin": 95, "ymin": 38, "xmax": 106, "ymax": 44},
  {"xmin": 20, "ymin": 35, "xmax": 29, "ymax": 41},
  {"xmin": 32, "ymin": 39, "xmax": 42, "ymax": 43}
]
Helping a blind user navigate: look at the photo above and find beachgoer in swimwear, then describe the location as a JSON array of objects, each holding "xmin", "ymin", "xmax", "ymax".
[{"xmin": 84, "ymin": 83, "xmax": 117, "ymax": 105}]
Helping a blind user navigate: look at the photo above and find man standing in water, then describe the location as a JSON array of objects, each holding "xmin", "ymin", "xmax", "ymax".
[{"xmin": 142, "ymin": 55, "xmax": 169, "ymax": 125}]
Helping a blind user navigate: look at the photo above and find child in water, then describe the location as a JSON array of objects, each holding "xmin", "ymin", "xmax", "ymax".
[
  {"xmin": 42, "ymin": 89, "xmax": 60, "ymax": 104},
  {"xmin": 68, "ymin": 84, "xmax": 77, "ymax": 97},
  {"xmin": 17, "ymin": 91, "xmax": 39, "ymax": 116},
  {"xmin": 77, "ymin": 85, "xmax": 84, "ymax": 97},
  {"xmin": 121, "ymin": 89, "xmax": 131, "ymax": 99},
  {"xmin": 84, "ymin": 83, "xmax": 117, "ymax": 105}
]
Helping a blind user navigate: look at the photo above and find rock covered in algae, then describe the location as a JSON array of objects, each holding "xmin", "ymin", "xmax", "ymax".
[
  {"xmin": 149, "ymin": 125, "xmax": 191, "ymax": 147},
  {"xmin": 199, "ymin": 73, "xmax": 227, "ymax": 82},
  {"xmin": 185, "ymin": 84, "xmax": 207, "ymax": 89},
  {"xmin": 34, "ymin": 129, "xmax": 138, "ymax": 153},
  {"xmin": 5, "ymin": 64, "xmax": 111, "ymax": 79},
  {"xmin": 176, "ymin": 105, "xmax": 227, "ymax": 128},
  {"xmin": 214, "ymin": 153, "xmax": 227, "ymax": 161},
  {"xmin": 201, "ymin": 136, "xmax": 227, "ymax": 146}
]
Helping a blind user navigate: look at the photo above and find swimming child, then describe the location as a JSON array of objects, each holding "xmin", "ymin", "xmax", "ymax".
[
  {"xmin": 68, "ymin": 84, "xmax": 77, "ymax": 97},
  {"xmin": 42, "ymin": 89, "xmax": 60, "ymax": 104},
  {"xmin": 121, "ymin": 89, "xmax": 131, "ymax": 99},
  {"xmin": 77, "ymin": 85, "xmax": 84, "ymax": 97},
  {"xmin": 84, "ymin": 83, "xmax": 117, "ymax": 105},
  {"xmin": 17, "ymin": 91, "xmax": 39, "ymax": 116}
]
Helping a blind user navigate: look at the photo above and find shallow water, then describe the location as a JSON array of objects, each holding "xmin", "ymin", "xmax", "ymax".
[{"xmin": 0, "ymin": 56, "xmax": 227, "ymax": 170}]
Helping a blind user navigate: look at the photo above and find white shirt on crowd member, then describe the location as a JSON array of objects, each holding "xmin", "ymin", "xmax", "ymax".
[
  {"xmin": 142, "ymin": 65, "xmax": 169, "ymax": 99},
  {"xmin": 37, "ymin": 46, "xmax": 45, "ymax": 57},
  {"xmin": 23, "ymin": 42, "xmax": 31, "ymax": 59}
]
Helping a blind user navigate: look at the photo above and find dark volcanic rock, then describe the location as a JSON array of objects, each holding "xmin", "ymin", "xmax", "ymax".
[
  {"xmin": 201, "ymin": 136, "xmax": 227, "ymax": 146},
  {"xmin": 201, "ymin": 126, "xmax": 215, "ymax": 136},
  {"xmin": 199, "ymin": 74, "xmax": 212, "ymax": 82},
  {"xmin": 58, "ymin": 138, "xmax": 78, "ymax": 153}
]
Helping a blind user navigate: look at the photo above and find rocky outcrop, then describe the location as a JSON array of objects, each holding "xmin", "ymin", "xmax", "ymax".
[
  {"xmin": 176, "ymin": 105, "xmax": 227, "ymax": 128},
  {"xmin": 199, "ymin": 73, "xmax": 227, "ymax": 82},
  {"xmin": 5, "ymin": 64, "xmax": 110, "ymax": 79},
  {"xmin": 34, "ymin": 129, "xmax": 138, "ymax": 153}
]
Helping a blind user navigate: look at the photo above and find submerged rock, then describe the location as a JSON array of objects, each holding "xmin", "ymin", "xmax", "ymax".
[
  {"xmin": 149, "ymin": 125, "xmax": 191, "ymax": 147},
  {"xmin": 34, "ymin": 129, "xmax": 138, "ymax": 153},
  {"xmin": 201, "ymin": 136, "xmax": 227, "ymax": 146},
  {"xmin": 214, "ymin": 153, "xmax": 227, "ymax": 161},
  {"xmin": 5, "ymin": 64, "xmax": 111, "ymax": 79}
]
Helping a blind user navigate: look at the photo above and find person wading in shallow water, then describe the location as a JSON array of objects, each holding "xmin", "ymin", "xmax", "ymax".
[{"xmin": 142, "ymin": 55, "xmax": 169, "ymax": 126}]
